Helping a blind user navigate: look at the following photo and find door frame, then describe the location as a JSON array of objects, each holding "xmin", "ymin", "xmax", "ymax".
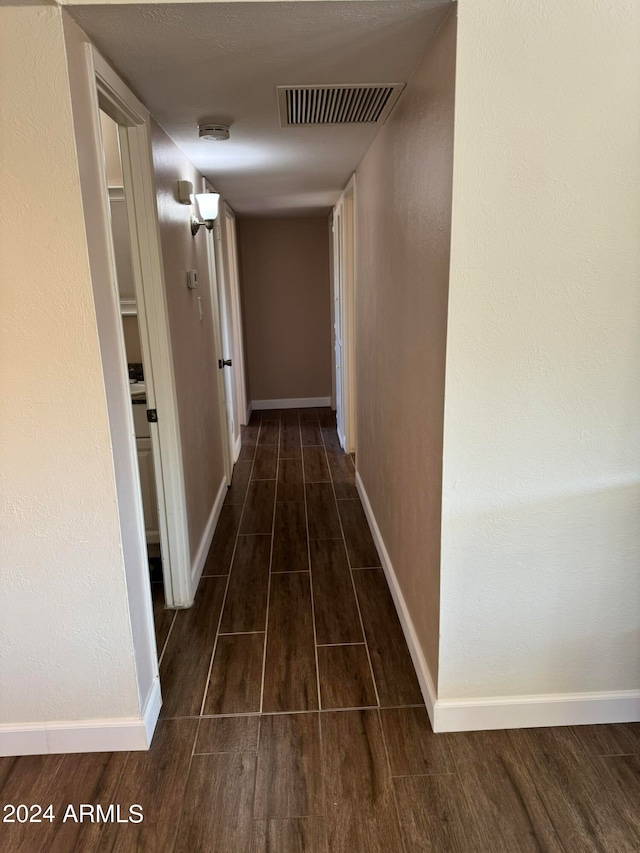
[
  {"xmin": 334, "ymin": 174, "xmax": 357, "ymax": 454},
  {"xmin": 87, "ymin": 45, "xmax": 192, "ymax": 610},
  {"xmin": 202, "ymin": 182, "xmax": 234, "ymax": 484},
  {"xmin": 221, "ymin": 204, "xmax": 249, "ymax": 443}
]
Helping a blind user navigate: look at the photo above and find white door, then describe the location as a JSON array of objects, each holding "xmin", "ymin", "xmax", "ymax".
[
  {"xmin": 333, "ymin": 202, "xmax": 346, "ymax": 448},
  {"xmin": 333, "ymin": 177, "xmax": 356, "ymax": 454},
  {"xmin": 221, "ymin": 205, "xmax": 248, "ymax": 449}
]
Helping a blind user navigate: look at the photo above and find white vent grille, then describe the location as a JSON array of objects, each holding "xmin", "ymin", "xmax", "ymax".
[{"xmin": 277, "ymin": 84, "xmax": 404, "ymax": 127}]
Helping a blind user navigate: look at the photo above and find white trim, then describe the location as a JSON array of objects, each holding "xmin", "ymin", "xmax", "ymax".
[
  {"xmin": 356, "ymin": 471, "xmax": 640, "ymax": 733},
  {"xmin": 90, "ymin": 47, "xmax": 192, "ymax": 610},
  {"xmin": 433, "ymin": 690, "xmax": 640, "ymax": 733},
  {"xmin": 0, "ymin": 682, "xmax": 162, "ymax": 757},
  {"xmin": 355, "ymin": 472, "xmax": 438, "ymax": 725},
  {"xmin": 142, "ymin": 677, "xmax": 162, "ymax": 743},
  {"xmin": 252, "ymin": 397, "xmax": 331, "ymax": 410},
  {"xmin": 190, "ymin": 477, "xmax": 228, "ymax": 597}
]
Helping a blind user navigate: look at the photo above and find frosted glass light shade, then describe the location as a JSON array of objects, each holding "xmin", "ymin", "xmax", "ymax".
[{"xmin": 195, "ymin": 192, "xmax": 220, "ymax": 221}]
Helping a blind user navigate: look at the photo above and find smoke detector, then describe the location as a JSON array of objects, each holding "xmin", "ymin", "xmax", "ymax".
[{"xmin": 198, "ymin": 123, "xmax": 230, "ymax": 141}]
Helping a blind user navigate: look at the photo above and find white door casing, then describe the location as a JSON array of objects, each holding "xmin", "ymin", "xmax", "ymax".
[{"xmin": 333, "ymin": 175, "xmax": 357, "ymax": 454}]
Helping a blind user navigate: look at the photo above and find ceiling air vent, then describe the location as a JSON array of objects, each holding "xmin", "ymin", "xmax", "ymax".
[{"xmin": 277, "ymin": 84, "xmax": 404, "ymax": 127}]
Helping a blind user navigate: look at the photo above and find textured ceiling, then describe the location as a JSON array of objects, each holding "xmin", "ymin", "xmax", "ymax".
[{"xmin": 70, "ymin": 1, "xmax": 451, "ymax": 215}]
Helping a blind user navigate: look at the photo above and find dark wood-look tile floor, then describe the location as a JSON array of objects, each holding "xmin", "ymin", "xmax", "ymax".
[{"xmin": 4, "ymin": 407, "xmax": 640, "ymax": 851}]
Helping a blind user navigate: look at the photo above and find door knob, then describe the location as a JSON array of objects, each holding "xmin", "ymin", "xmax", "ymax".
[{"xmin": 218, "ymin": 359, "xmax": 233, "ymax": 369}]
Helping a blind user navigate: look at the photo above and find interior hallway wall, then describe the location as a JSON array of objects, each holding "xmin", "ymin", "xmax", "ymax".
[
  {"xmin": 353, "ymin": 9, "xmax": 457, "ymax": 686},
  {"xmin": 439, "ymin": 0, "xmax": 640, "ymax": 700},
  {"xmin": 0, "ymin": 4, "xmax": 141, "ymax": 727},
  {"xmin": 237, "ymin": 217, "xmax": 332, "ymax": 404},
  {"xmin": 151, "ymin": 121, "xmax": 227, "ymax": 563}
]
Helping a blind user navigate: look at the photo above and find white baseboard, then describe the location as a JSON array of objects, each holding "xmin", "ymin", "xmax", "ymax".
[
  {"xmin": 355, "ymin": 472, "xmax": 438, "ymax": 726},
  {"xmin": 252, "ymin": 397, "xmax": 331, "ymax": 410},
  {"xmin": 356, "ymin": 472, "xmax": 640, "ymax": 733},
  {"xmin": 190, "ymin": 476, "xmax": 227, "ymax": 598},
  {"xmin": 433, "ymin": 690, "xmax": 640, "ymax": 732},
  {"xmin": 0, "ymin": 680, "xmax": 161, "ymax": 757}
]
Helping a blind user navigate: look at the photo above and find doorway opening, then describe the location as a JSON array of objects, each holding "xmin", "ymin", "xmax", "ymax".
[{"xmin": 99, "ymin": 110, "xmax": 166, "ymax": 622}]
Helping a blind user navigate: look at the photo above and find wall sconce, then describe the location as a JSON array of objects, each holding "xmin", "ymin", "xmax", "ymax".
[{"xmin": 177, "ymin": 180, "xmax": 221, "ymax": 236}]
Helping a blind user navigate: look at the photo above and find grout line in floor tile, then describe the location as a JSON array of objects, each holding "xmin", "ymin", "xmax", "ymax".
[
  {"xmin": 316, "ymin": 641, "xmax": 366, "ymax": 647},
  {"xmin": 303, "ymin": 415, "xmax": 323, "ymax": 716},
  {"xmin": 321, "ymin": 425, "xmax": 382, "ymax": 710},
  {"xmin": 157, "ymin": 610, "xmax": 177, "ymax": 667},
  {"xmin": 198, "ymin": 418, "xmax": 263, "ymax": 718},
  {"xmin": 259, "ymin": 416, "xmax": 282, "ymax": 714},
  {"xmin": 218, "ymin": 630, "xmax": 265, "ymax": 636},
  {"xmin": 376, "ymin": 702, "xmax": 410, "ymax": 852}
]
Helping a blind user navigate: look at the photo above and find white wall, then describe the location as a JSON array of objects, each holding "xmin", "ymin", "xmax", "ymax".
[
  {"xmin": 0, "ymin": 5, "xmax": 141, "ymax": 728},
  {"xmin": 439, "ymin": 0, "xmax": 640, "ymax": 700}
]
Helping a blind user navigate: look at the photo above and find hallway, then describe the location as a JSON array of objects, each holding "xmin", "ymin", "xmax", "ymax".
[{"xmin": 1, "ymin": 408, "xmax": 639, "ymax": 851}]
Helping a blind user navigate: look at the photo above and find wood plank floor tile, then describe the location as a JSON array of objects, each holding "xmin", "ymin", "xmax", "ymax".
[
  {"xmin": 225, "ymin": 460, "xmax": 253, "ymax": 504},
  {"xmin": 394, "ymin": 774, "xmax": 479, "ymax": 852},
  {"xmin": 0, "ymin": 752, "xmax": 125, "ymax": 853},
  {"xmin": 98, "ymin": 720, "xmax": 198, "ymax": 853},
  {"xmin": 281, "ymin": 408, "xmax": 300, "ymax": 425},
  {"xmin": 596, "ymin": 754, "xmax": 640, "ymax": 845},
  {"xmin": 174, "ymin": 752, "xmax": 257, "ymax": 853},
  {"xmin": 260, "ymin": 409, "xmax": 283, "ymax": 421},
  {"xmin": 333, "ymin": 482, "xmax": 359, "ymax": 500},
  {"xmin": 252, "ymin": 817, "xmax": 327, "ymax": 853},
  {"xmin": 248, "ymin": 410, "xmax": 263, "ymax": 426},
  {"xmin": 337, "ymin": 499, "xmax": 380, "ymax": 567},
  {"xmin": 321, "ymin": 426, "xmax": 341, "ymax": 453},
  {"xmin": 447, "ymin": 729, "xmax": 564, "ymax": 852},
  {"xmin": 203, "ymin": 633, "xmax": 265, "ymax": 715},
  {"xmin": 160, "ymin": 577, "xmax": 226, "ymax": 717},
  {"xmin": 380, "ymin": 707, "xmax": 455, "ymax": 776},
  {"xmin": 252, "ymin": 446, "xmax": 278, "ymax": 480},
  {"xmin": 300, "ymin": 422, "xmax": 323, "ymax": 446},
  {"xmin": 277, "ymin": 458, "xmax": 305, "ymax": 502},
  {"xmin": 321, "ymin": 710, "xmax": 404, "ymax": 852},
  {"xmin": 263, "ymin": 573, "xmax": 318, "ymax": 712},
  {"xmin": 317, "ymin": 645, "xmax": 377, "ymax": 709},
  {"xmin": 353, "ymin": 569, "xmax": 423, "ymax": 706},
  {"xmin": 569, "ymin": 722, "xmax": 640, "ymax": 756},
  {"xmin": 254, "ymin": 713, "xmax": 323, "ymax": 819},
  {"xmin": 202, "ymin": 503, "xmax": 243, "ymax": 575},
  {"xmin": 303, "ymin": 446, "xmax": 331, "ymax": 482},
  {"xmin": 325, "ymin": 447, "xmax": 356, "ymax": 483},
  {"xmin": 513, "ymin": 727, "xmax": 640, "ymax": 851},
  {"xmin": 258, "ymin": 420, "xmax": 280, "ymax": 445},
  {"xmin": 272, "ymin": 502, "xmax": 309, "ymax": 572},
  {"xmin": 280, "ymin": 423, "xmax": 302, "ymax": 459},
  {"xmin": 220, "ymin": 535, "xmax": 271, "ymax": 633},
  {"xmin": 310, "ymin": 539, "xmax": 362, "ymax": 644},
  {"xmin": 299, "ymin": 408, "xmax": 320, "ymax": 421},
  {"xmin": 152, "ymin": 582, "xmax": 174, "ymax": 656},
  {"xmin": 305, "ymin": 482, "xmax": 341, "ymax": 539},
  {"xmin": 317, "ymin": 408, "xmax": 336, "ymax": 428},
  {"xmin": 240, "ymin": 480, "xmax": 276, "ymax": 535},
  {"xmin": 195, "ymin": 716, "xmax": 260, "ymax": 755}
]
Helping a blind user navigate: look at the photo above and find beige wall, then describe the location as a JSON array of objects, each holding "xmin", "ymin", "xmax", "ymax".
[
  {"xmin": 0, "ymin": 5, "xmax": 141, "ymax": 725},
  {"xmin": 354, "ymin": 9, "xmax": 457, "ymax": 686},
  {"xmin": 237, "ymin": 218, "xmax": 332, "ymax": 402},
  {"xmin": 151, "ymin": 121, "xmax": 226, "ymax": 562},
  {"xmin": 439, "ymin": 0, "xmax": 640, "ymax": 699}
]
